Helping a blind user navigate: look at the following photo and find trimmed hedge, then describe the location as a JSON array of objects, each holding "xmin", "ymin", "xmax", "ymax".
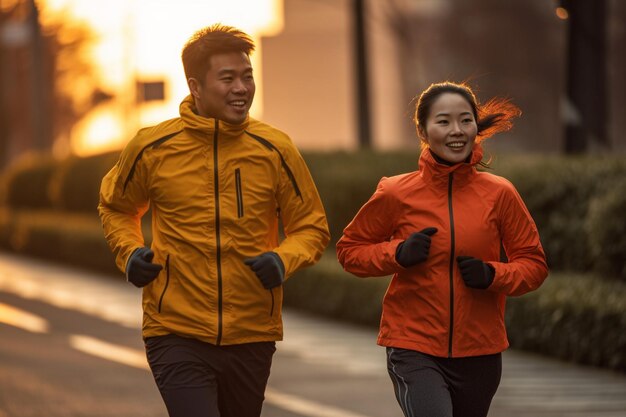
[
  {"xmin": 0, "ymin": 153, "xmax": 58, "ymax": 209},
  {"xmin": 0, "ymin": 208, "xmax": 118, "ymax": 274},
  {"xmin": 303, "ymin": 151, "xmax": 418, "ymax": 248},
  {"xmin": 0, "ymin": 151, "xmax": 119, "ymax": 213},
  {"xmin": 489, "ymin": 155, "xmax": 626, "ymax": 275},
  {"xmin": 49, "ymin": 151, "xmax": 120, "ymax": 213},
  {"xmin": 1, "ymin": 150, "xmax": 626, "ymax": 279},
  {"xmin": 505, "ymin": 272, "xmax": 626, "ymax": 371},
  {"xmin": 586, "ymin": 177, "xmax": 626, "ymax": 281}
]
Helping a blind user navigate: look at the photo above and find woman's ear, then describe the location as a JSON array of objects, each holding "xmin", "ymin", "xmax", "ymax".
[{"xmin": 417, "ymin": 125, "xmax": 427, "ymax": 142}]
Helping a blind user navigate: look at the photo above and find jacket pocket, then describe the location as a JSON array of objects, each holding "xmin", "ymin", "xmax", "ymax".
[
  {"xmin": 157, "ymin": 255, "xmax": 170, "ymax": 313},
  {"xmin": 235, "ymin": 168, "xmax": 244, "ymax": 218}
]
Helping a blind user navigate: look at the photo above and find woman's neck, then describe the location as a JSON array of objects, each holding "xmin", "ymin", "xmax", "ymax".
[{"xmin": 429, "ymin": 149, "xmax": 473, "ymax": 166}]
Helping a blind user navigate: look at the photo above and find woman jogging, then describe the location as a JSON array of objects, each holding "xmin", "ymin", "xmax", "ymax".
[{"xmin": 336, "ymin": 81, "xmax": 548, "ymax": 417}]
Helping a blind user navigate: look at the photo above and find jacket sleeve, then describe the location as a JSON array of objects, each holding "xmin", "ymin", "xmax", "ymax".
[
  {"xmin": 98, "ymin": 148, "xmax": 150, "ymax": 274},
  {"xmin": 273, "ymin": 144, "xmax": 330, "ymax": 279},
  {"xmin": 487, "ymin": 181, "xmax": 548, "ymax": 296},
  {"xmin": 336, "ymin": 178, "xmax": 404, "ymax": 277}
]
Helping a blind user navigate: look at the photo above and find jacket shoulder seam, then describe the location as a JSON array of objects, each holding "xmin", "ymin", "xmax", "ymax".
[
  {"xmin": 244, "ymin": 130, "xmax": 303, "ymax": 201},
  {"xmin": 123, "ymin": 129, "xmax": 183, "ymax": 194}
]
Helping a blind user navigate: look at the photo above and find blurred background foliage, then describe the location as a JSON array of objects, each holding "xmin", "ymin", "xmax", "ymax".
[{"xmin": 0, "ymin": 149, "xmax": 625, "ymax": 371}]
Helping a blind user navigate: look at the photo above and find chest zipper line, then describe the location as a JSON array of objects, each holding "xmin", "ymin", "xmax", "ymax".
[
  {"xmin": 213, "ymin": 121, "xmax": 223, "ymax": 346},
  {"xmin": 447, "ymin": 172, "xmax": 455, "ymax": 358}
]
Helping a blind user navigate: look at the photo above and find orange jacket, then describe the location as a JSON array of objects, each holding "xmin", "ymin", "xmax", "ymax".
[{"xmin": 336, "ymin": 145, "xmax": 548, "ymax": 358}]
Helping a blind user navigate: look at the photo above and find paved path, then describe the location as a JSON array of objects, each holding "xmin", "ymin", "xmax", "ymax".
[{"xmin": 0, "ymin": 252, "xmax": 625, "ymax": 417}]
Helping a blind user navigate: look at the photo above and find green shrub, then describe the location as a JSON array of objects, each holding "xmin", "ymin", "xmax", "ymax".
[
  {"xmin": 49, "ymin": 151, "xmax": 119, "ymax": 213},
  {"xmin": 284, "ymin": 251, "xmax": 389, "ymax": 327},
  {"xmin": 303, "ymin": 151, "xmax": 418, "ymax": 245},
  {"xmin": 586, "ymin": 177, "xmax": 626, "ymax": 281},
  {"xmin": 490, "ymin": 155, "xmax": 626, "ymax": 273},
  {"xmin": 0, "ymin": 209, "xmax": 119, "ymax": 274},
  {"xmin": 506, "ymin": 272, "xmax": 626, "ymax": 371},
  {"xmin": 0, "ymin": 153, "xmax": 58, "ymax": 209}
]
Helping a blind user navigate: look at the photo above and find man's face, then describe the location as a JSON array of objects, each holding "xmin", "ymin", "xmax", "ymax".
[{"xmin": 189, "ymin": 51, "xmax": 255, "ymax": 124}]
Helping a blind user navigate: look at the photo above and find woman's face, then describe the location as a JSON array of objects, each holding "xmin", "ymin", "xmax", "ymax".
[{"xmin": 421, "ymin": 92, "xmax": 477, "ymax": 164}]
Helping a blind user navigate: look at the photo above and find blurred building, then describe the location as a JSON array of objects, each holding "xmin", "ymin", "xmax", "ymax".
[
  {"xmin": 261, "ymin": 0, "xmax": 625, "ymax": 153},
  {"xmin": 1, "ymin": 0, "xmax": 624, "ymax": 164}
]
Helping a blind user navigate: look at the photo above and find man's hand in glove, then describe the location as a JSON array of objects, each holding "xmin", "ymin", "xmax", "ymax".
[
  {"xmin": 456, "ymin": 256, "xmax": 495, "ymax": 289},
  {"xmin": 395, "ymin": 227, "xmax": 438, "ymax": 268},
  {"xmin": 244, "ymin": 252, "xmax": 285, "ymax": 289},
  {"xmin": 126, "ymin": 247, "xmax": 163, "ymax": 288}
]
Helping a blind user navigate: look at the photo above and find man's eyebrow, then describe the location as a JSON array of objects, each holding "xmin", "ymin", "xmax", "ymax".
[{"xmin": 217, "ymin": 67, "xmax": 253, "ymax": 76}]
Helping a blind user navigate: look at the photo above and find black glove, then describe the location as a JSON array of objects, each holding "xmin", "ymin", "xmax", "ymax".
[
  {"xmin": 456, "ymin": 256, "xmax": 495, "ymax": 289},
  {"xmin": 395, "ymin": 227, "xmax": 438, "ymax": 267},
  {"xmin": 244, "ymin": 252, "xmax": 285, "ymax": 289},
  {"xmin": 126, "ymin": 247, "xmax": 163, "ymax": 288}
]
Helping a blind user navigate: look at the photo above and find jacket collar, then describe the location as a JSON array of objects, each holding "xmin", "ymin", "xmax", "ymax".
[
  {"xmin": 179, "ymin": 95, "xmax": 249, "ymax": 138},
  {"xmin": 419, "ymin": 144, "xmax": 484, "ymax": 187}
]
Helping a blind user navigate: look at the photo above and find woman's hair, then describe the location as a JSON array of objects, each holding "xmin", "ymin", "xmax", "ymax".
[
  {"xmin": 181, "ymin": 24, "xmax": 255, "ymax": 83},
  {"xmin": 414, "ymin": 81, "xmax": 521, "ymax": 147}
]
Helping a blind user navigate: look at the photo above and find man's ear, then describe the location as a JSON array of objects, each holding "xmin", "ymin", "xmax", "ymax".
[{"xmin": 188, "ymin": 78, "xmax": 200, "ymax": 99}]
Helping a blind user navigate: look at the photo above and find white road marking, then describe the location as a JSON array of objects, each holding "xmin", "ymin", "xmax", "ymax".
[
  {"xmin": 0, "ymin": 302, "xmax": 49, "ymax": 333},
  {"xmin": 265, "ymin": 388, "xmax": 375, "ymax": 417},
  {"xmin": 0, "ymin": 256, "xmax": 141, "ymax": 329},
  {"xmin": 69, "ymin": 334, "xmax": 149, "ymax": 370}
]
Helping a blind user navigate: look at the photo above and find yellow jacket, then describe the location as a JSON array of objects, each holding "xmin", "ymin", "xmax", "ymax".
[{"xmin": 99, "ymin": 96, "xmax": 330, "ymax": 345}]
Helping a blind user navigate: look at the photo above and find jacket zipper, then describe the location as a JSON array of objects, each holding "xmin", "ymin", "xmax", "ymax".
[
  {"xmin": 235, "ymin": 168, "xmax": 244, "ymax": 218},
  {"xmin": 270, "ymin": 288, "xmax": 275, "ymax": 316},
  {"xmin": 447, "ymin": 172, "xmax": 455, "ymax": 358},
  {"xmin": 213, "ymin": 121, "xmax": 224, "ymax": 345},
  {"xmin": 157, "ymin": 255, "xmax": 170, "ymax": 313}
]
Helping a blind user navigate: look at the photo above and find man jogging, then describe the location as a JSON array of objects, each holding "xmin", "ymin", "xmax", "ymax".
[{"xmin": 98, "ymin": 24, "xmax": 330, "ymax": 417}]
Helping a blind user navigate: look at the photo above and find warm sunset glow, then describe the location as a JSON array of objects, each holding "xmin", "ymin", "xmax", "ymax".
[
  {"xmin": 38, "ymin": 0, "xmax": 284, "ymax": 156},
  {"xmin": 555, "ymin": 7, "xmax": 569, "ymax": 20},
  {"xmin": 70, "ymin": 103, "xmax": 126, "ymax": 155}
]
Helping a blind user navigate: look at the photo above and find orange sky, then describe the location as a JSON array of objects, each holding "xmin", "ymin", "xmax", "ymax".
[{"xmin": 38, "ymin": 0, "xmax": 284, "ymax": 156}]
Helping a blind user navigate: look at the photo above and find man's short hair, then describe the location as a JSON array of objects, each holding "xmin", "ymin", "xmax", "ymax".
[{"xmin": 182, "ymin": 24, "xmax": 255, "ymax": 83}]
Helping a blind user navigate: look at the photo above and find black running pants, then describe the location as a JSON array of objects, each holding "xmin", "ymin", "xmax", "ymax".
[{"xmin": 145, "ymin": 334, "xmax": 276, "ymax": 417}]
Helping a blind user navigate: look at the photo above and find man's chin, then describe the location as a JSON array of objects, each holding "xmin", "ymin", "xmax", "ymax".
[{"xmin": 222, "ymin": 111, "xmax": 249, "ymax": 125}]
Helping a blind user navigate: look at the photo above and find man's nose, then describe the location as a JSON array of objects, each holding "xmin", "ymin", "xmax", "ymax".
[{"xmin": 232, "ymin": 79, "xmax": 247, "ymax": 94}]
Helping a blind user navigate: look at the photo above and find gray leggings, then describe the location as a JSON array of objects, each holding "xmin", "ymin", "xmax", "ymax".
[{"xmin": 387, "ymin": 347, "xmax": 502, "ymax": 417}]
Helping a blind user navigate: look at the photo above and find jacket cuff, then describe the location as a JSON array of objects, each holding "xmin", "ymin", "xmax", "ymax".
[
  {"xmin": 268, "ymin": 251, "xmax": 286, "ymax": 280},
  {"xmin": 125, "ymin": 247, "xmax": 143, "ymax": 282}
]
